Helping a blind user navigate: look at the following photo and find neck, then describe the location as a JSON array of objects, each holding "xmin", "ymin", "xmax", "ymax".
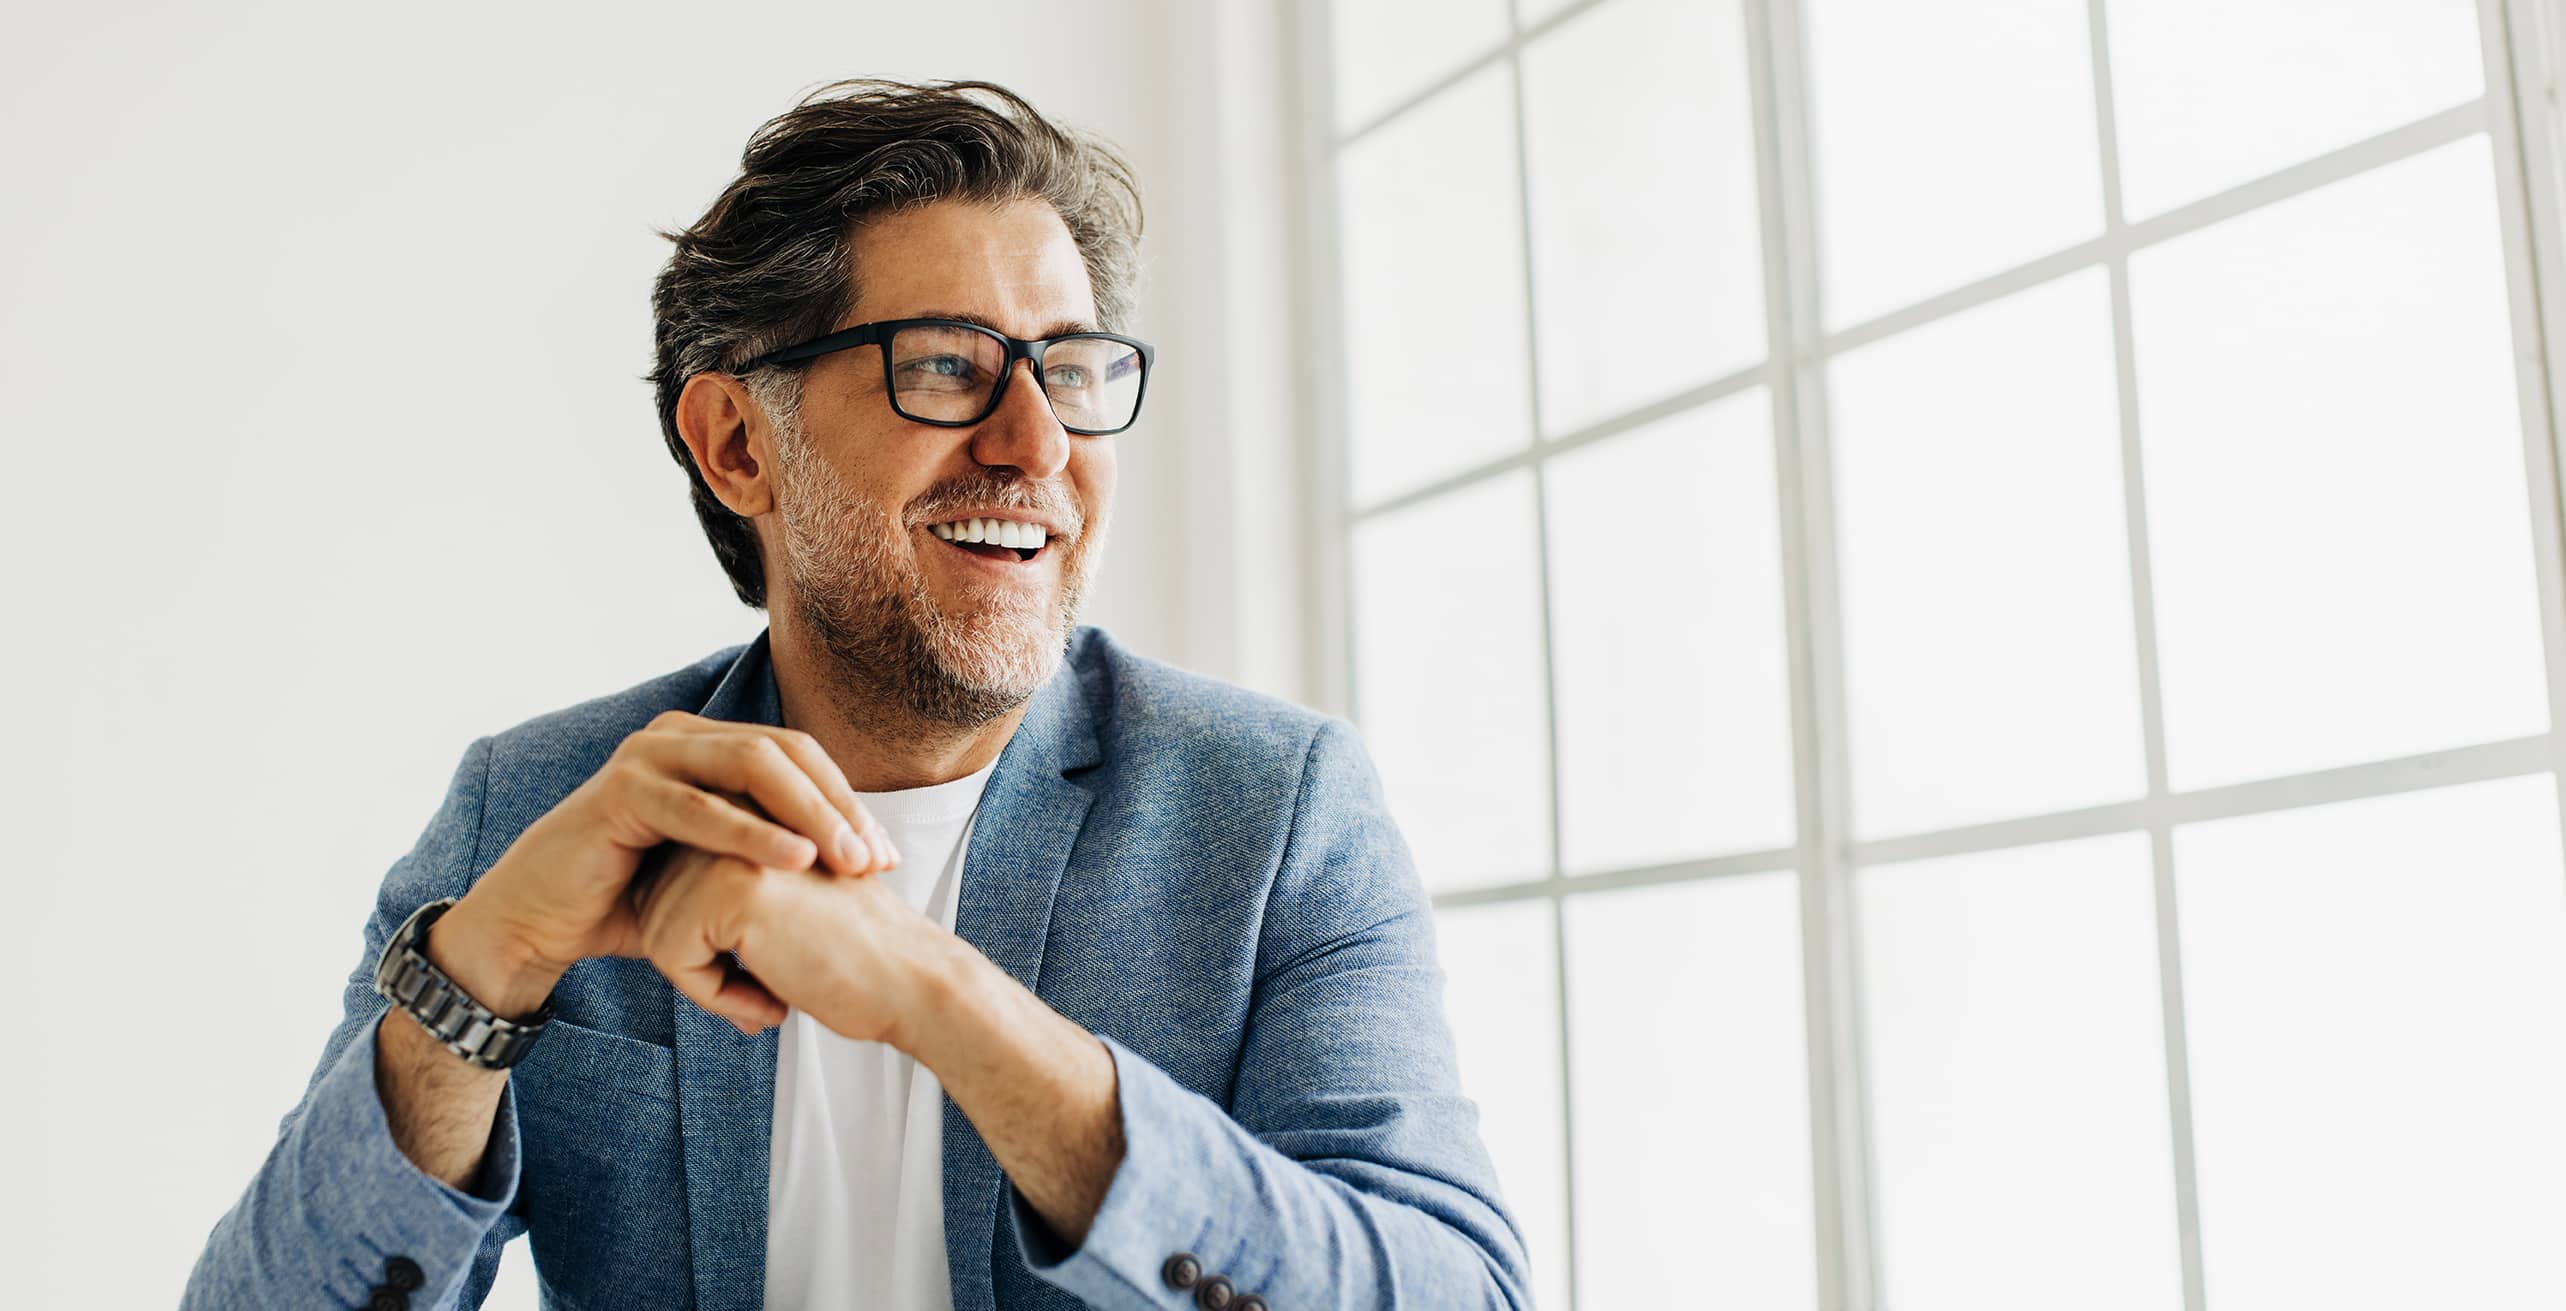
[{"xmin": 766, "ymin": 610, "xmax": 1034, "ymax": 793}]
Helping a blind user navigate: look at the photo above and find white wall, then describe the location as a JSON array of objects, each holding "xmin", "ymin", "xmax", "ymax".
[{"xmin": 0, "ymin": 3, "xmax": 1302, "ymax": 1304}]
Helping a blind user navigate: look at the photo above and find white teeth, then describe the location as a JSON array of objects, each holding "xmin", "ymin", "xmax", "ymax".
[{"xmin": 926, "ymin": 518, "xmax": 1049, "ymax": 550}]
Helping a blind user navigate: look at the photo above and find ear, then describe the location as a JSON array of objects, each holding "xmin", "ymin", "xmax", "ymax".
[{"xmin": 675, "ymin": 371, "xmax": 777, "ymax": 518}]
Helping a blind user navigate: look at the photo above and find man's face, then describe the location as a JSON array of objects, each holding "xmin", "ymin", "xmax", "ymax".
[{"xmin": 761, "ymin": 197, "xmax": 1117, "ymax": 727}]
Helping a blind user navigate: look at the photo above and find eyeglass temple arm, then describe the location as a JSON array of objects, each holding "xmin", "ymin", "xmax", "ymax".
[{"xmin": 744, "ymin": 323, "xmax": 889, "ymax": 370}]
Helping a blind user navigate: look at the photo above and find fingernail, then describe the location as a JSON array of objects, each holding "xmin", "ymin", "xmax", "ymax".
[{"xmin": 836, "ymin": 826, "xmax": 865, "ymax": 870}]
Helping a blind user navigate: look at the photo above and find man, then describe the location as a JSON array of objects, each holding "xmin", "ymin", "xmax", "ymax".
[{"xmin": 181, "ymin": 78, "xmax": 1531, "ymax": 1311}]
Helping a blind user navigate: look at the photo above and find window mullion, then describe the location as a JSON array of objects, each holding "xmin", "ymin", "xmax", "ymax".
[
  {"xmin": 1749, "ymin": 0, "xmax": 1877, "ymax": 1307},
  {"xmin": 2082, "ymin": 4, "xmax": 2210, "ymax": 1310},
  {"xmin": 2480, "ymin": 0, "xmax": 2566, "ymax": 1020}
]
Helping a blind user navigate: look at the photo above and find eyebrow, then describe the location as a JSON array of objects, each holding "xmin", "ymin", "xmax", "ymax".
[{"xmin": 910, "ymin": 308, "xmax": 1101, "ymax": 340}]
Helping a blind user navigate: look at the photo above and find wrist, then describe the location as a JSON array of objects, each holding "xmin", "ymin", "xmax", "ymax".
[
  {"xmin": 887, "ymin": 932, "xmax": 997, "ymax": 1067},
  {"xmin": 430, "ymin": 894, "xmax": 568, "ymax": 1021}
]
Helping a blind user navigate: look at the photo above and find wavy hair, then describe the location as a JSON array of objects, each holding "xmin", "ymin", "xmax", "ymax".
[{"xmin": 646, "ymin": 78, "xmax": 1144, "ymax": 608}]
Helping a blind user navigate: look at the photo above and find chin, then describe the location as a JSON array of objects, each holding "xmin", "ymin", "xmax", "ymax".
[{"xmin": 923, "ymin": 610, "xmax": 1066, "ymax": 697}]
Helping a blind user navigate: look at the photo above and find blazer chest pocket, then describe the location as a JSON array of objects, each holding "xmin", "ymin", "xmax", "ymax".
[
  {"xmin": 513, "ymin": 1018, "xmax": 691, "ymax": 1299},
  {"xmin": 515, "ymin": 1018, "xmax": 677, "ymax": 1105}
]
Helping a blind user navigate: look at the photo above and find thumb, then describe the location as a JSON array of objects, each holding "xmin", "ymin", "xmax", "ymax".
[{"xmin": 668, "ymin": 950, "xmax": 788, "ymax": 1036}]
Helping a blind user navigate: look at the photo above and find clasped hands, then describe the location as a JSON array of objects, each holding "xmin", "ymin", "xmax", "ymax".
[
  {"xmin": 469, "ymin": 712, "xmax": 994, "ymax": 1065},
  {"xmin": 619, "ymin": 800, "xmax": 966, "ymax": 1053},
  {"xmin": 466, "ymin": 712, "xmax": 1123, "ymax": 1244}
]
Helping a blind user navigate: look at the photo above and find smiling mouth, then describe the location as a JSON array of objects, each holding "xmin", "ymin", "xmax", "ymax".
[{"xmin": 927, "ymin": 529, "xmax": 1046, "ymax": 566}]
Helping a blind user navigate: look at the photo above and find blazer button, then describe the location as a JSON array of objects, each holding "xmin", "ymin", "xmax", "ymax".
[
  {"xmin": 383, "ymin": 1255, "xmax": 425, "ymax": 1291},
  {"xmin": 365, "ymin": 1288, "xmax": 408, "ymax": 1311},
  {"xmin": 1195, "ymin": 1274, "xmax": 1236, "ymax": 1310},
  {"xmin": 1233, "ymin": 1295, "xmax": 1269, "ymax": 1311},
  {"xmin": 1161, "ymin": 1252, "xmax": 1202, "ymax": 1290}
]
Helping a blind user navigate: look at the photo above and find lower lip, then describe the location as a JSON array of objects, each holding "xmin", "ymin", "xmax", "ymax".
[{"xmin": 925, "ymin": 528, "xmax": 1050, "ymax": 577}]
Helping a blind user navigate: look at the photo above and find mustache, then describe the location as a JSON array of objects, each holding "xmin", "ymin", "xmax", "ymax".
[{"xmin": 909, "ymin": 485, "xmax": 1080, "ymax": 537}]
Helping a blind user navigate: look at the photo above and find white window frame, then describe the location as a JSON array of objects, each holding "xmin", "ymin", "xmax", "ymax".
[{"xmin": 1286, "ymin": 1, "xmax": 2566, "ymax": 1307}]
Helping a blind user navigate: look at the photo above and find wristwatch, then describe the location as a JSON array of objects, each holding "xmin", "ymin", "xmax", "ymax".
[{"xmin": 373, "ymin": 897, "xmax": 555, "ymax": 1070}]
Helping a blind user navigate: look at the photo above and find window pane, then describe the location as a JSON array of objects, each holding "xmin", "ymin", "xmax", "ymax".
[
  {"xmin": 1435, "ymin": 901, "xmax": 1571, "ymax": 1311},
  {"xmin": 1545, "ymin": 389, "xmax": 1797, "ymax": 874},
  {"xmin": 1804, "ymin": 0, "xmax": 2102, "ymax": 327},
  {"xmin": 2174, "ymin": 774, "xmax": 2566, "ymax": 1307},
  {"xmin": 1352, "ymin": 472, "xmax": 1551, "ymax": 892},
  {"xmin": 1338, "ymin": 63, "xmax": 1533, "ymax": 507},
  {"xmin": 2132, "ymin": 138, "xmax": 2547, "ymax": 793},
  {"xmin": 1830, "ymin": 268, "xmax": 2147, "ymax": 839},
  {"xmin": 1329, "ymin": 0, "xmax": 1511, "ymax": 133},
  {"xmin": 1522, "ymin": 0, "xmax": 1764, "ymax": 436},
  {"xmin": 2107, "ymin": 0, "xmax": 2485, "ymax": 220},
  {"xmin": 1858, "ymin": 831, "xmax": 2183, "ymax": 1311},
  {"xmin": 1565, "ymin": 875, "xmax": 1815, "ymax": 1309}
]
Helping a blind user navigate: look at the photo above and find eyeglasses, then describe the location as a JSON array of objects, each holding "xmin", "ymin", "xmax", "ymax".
[{"xmin": 740, "ymin": 316, "xmax": 1156, "ymax": 436}]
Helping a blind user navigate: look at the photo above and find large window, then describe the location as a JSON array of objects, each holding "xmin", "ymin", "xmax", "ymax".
[{"xmin": 1297, "ymin": 0, "xmax": 2566, "ymax": 1307}]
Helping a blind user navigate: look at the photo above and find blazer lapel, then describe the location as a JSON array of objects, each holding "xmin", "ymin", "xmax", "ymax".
[
  {"xmin": 940, "ymin": 646, "xmax": 1102, "ymax": 1311},
  {"xmin": 668, "ymin": 627, "xmax": 1103, "ymax": 1311},
  {"xmin": 676, "ymin": 629, "xmax": 788, "ymax": 1311}
]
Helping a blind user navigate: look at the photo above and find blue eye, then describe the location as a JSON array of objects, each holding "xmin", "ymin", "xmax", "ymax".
[
  {"xmin": 896, "ymin": 354, "xmax": 984, "ymax": 392},
  {"xmin": 1044, "ymin": 365, "xmax": 1091, "ymax": 388}
]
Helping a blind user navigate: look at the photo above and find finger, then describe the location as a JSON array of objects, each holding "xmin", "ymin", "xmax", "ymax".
[
  {"xmin": 752, "ymin": 729, "xmax": 885, "ymax": 878},
  {"xmin": 720, "ymin": 788, "xmax": 888, "ymax": 877},
  {"xmin": 638, "ymin": 860, "xmax": 779, "ymax": 1035},
  {"xmin": 713, "ymin": 954, "xmax": 789, "ymax": 1029},
  {"xmin": 658, "ymin": 730, "xmax": 865, "ymax": 877},
  {"xmin": 664, "ymin": 950, "xmax": 777, "ymax": 1036},
  {"xmin": 697, "ymin": 723, "xmax": 893, "ymax": 877},
  {"xmin": 631, "ymin": 776, "xmax": 818, "ymax": 872},
  {"xmin": 863, "ymin": 815, "xmax": 900, "ymax": 871}
]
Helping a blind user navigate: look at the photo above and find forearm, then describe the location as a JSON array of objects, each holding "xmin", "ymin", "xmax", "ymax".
[
  {"xmin": 182, "ymin": 897, "xmax": 540, "ymax": 1309},
  {"xmin": 903, "ymin": 943, "xmax": 1125, "ymax": 1246},
  {"xmin": 375, "ymin": 892, "xmax": 565, "ymax": 1192}
]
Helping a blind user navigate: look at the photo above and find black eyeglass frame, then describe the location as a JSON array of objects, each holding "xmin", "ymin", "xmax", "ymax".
[{"xmin": 740, "ymin": 316, "xmax": 1157, "ymax": 436}]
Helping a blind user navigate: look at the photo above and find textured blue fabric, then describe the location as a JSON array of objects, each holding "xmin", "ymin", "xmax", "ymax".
[{"xmin": 182, "ymin": 624, "xmax": 1532, "ymax": 1309}]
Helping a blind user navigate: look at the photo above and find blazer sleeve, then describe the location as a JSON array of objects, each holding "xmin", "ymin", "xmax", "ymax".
[
  {"xmin": 1008, "ymin": 715, "xmax": 1537, "ymax": 1309},
  {"xmin": 181, "ymin": 735, "xmax": 533, "ymax": 1311}
]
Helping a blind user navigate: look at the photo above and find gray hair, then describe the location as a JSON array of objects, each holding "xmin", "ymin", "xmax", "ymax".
[{"xmin": 646, "ymin": 78, "xmax": 1145, "ymax": 608}]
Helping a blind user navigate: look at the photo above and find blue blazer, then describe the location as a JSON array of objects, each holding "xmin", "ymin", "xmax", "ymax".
[{"xmin": 183, "ymin": 625, "xmax": 1533, "ymax": 1309}]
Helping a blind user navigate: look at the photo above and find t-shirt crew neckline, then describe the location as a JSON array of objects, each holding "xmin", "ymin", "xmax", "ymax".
[{"xmin": 853, "ymin": 754, "xmax": 1001, "ymax": 828}]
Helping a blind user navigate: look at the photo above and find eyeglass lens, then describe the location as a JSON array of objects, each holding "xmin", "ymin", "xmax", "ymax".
[{"xmin": 889, "ymin": 323, "xmax": 1144, "ymax": 431}]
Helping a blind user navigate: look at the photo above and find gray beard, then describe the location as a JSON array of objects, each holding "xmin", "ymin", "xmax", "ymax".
[{"xmin": 769, "ymin": 423, "xmax": 1095, "ymax": 732}]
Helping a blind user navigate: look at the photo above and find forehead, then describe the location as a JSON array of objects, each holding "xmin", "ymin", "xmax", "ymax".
[{"xmin": 844, "ymin": 198, "xmax": 1099, "ymax": 338}]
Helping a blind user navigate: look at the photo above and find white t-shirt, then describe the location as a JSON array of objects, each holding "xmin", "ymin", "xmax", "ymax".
[{"xmin": 763, "ymin": 754, "xmax": 1000, "ymax": 1311}]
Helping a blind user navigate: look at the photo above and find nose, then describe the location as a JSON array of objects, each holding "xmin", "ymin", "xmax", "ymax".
[{"xmin": 970, "ymin": 357, "xmax": 1071, "ymax": 480}]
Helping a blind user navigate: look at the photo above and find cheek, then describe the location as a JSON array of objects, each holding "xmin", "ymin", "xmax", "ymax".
[{"xmin": 1076, "ymin": 449, "xmax": 1116, "ymax": 530}]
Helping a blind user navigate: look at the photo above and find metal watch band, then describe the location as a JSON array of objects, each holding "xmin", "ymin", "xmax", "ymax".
[{"xmin": 372, "ymin": 896, "xmax": 555, "ymax": 1070}]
